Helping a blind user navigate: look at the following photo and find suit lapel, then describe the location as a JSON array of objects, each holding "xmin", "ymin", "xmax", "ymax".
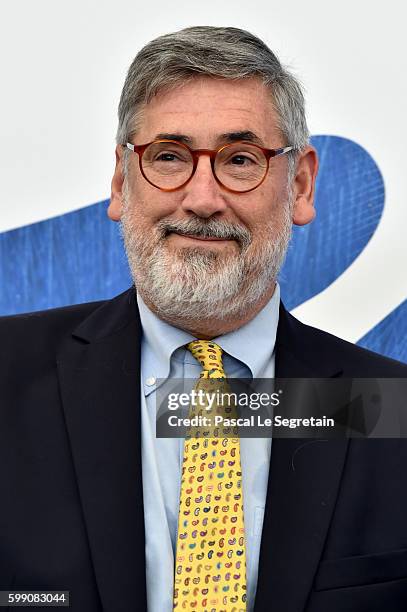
[
  {"xmin": 57, "ymin": 288, "xmax": 147, "ymax": 612},
  {"xmin": 255, "ymin": 304, "xmax": 350, "ymax": 612}
]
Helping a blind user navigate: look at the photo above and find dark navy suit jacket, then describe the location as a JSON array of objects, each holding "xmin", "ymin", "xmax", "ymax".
[{"xmin": 1, "ymin": 287, "xmax": 407, "ymax": 611}]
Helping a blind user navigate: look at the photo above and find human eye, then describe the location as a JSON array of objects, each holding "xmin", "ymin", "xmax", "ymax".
[
  {"xmin": 153, "ymin": 148, "xmax": 190, "ymax": 165},
  {"xmin": 228, "ymin": 152, "xmax": 257, "ymax": 166},
  {"xmin": 155, "ymin": 150, "xmax": 183, "ymax": 162},
  {"xmin": 144, "ymin": 142, "xmax": 191, "ymax": 166},
  {"xmin": 220, "ymin": 143, "xmax": 262, "ymax": 167}
]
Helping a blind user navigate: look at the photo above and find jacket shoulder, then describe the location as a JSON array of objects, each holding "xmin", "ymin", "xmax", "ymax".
[
  {"xmin": 279, "ymin": 305, "xmax": 407, "ymax": 377},
  {"xmin": 299, "ymin": 316, "xmax": 407, "ymax": 376},
  {"xmin": 0, "ymin": 299, "xmax": 106, "ymax": 366}
]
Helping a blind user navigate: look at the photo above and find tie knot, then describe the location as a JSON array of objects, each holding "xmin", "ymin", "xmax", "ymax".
[{"xmin": 186, "ymin": 340, "xmax": 226, "ymax": 379}]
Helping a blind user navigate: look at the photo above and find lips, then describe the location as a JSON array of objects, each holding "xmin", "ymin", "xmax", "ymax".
[{"xmin": 172, "ymin": 232, "xmax": 231, "ymax": 241}]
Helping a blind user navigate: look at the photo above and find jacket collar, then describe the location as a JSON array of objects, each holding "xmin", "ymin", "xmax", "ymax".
[{"xmin": 57, "ymin": 287, "xmax": 146, "ymax": 612}]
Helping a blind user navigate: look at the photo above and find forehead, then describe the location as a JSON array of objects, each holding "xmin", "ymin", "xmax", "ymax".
[{"xmin": 135, "ymin": 76, "xmax": 282, "ymax": 146}]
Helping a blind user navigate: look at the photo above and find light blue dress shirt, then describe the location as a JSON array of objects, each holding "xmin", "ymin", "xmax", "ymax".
[{"xmin": 138, "ymin": 284, "xmax": 280, "ymax": 611}]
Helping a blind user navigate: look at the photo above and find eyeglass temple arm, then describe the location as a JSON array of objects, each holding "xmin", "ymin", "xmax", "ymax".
[{"xmin": 273, "ymin": 146, "xmax": 294, "ymax": 157}]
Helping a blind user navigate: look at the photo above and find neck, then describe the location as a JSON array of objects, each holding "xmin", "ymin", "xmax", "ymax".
[{"xmin": 139, "ymin": 282, "xmax": 276, "ymax": 339}]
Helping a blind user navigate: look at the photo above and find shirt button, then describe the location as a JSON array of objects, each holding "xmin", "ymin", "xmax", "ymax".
[{"xmin": 146, "ymin": 376, "xmax": 156, "ymax": 387}]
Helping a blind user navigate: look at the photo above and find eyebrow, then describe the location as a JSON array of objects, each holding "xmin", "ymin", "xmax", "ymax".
[
  {"xmin": 152, "ymin": 130, "xmax": 265, "ymax": 147},
  {"xmin": 154, "ymin": 133, "xmax": 193, "ymax": 144},
  {"xmin": 217, "ymin": 131, "xmax": 264, "ymax": 146}
]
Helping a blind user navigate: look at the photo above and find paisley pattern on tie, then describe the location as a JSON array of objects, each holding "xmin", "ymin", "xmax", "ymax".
[{"xmin": 173, "ymin": 340, "xmax": 247, "ymax": 611}]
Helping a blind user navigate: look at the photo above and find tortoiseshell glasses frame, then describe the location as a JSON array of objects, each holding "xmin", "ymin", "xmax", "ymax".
[{"xmin": 123, "ymin": 139, "xmax": 294, "ymax": 194}]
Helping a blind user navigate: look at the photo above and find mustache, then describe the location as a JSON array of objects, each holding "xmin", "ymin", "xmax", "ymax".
[{"xmin": 156, "ymin": 217, "xmax": 252, "ymax": 249}]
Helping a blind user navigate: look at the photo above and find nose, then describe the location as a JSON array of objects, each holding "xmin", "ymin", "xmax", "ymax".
[{"xmin": 180, "ymin": 154, "xmax": 228, "ymax": 218}]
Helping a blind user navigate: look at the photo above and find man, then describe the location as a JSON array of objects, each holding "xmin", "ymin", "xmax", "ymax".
[{"xmin": 1, "ymin": 25, "xmax": 407, "ymax": 612}]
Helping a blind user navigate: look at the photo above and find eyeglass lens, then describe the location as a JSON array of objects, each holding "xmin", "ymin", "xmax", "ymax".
[{"xmin": 141, "ymin": 142, "xmax": 268, "ymax": 191}]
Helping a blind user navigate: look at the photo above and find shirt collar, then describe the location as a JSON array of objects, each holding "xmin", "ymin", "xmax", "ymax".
[
  {"xmin": 211, "ymin": 283, "xmax": 280, "ymax": 378},
  {"xmin": 137, "ymin": 292, "xmax": 195, "ymax": 385},
  {"xmin": 137, "ymin": 283, "xmax": 280, "ymax": 383}
]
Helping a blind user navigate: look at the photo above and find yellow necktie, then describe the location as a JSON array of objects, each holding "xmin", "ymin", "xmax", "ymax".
[{"xmin": 173, "ymin": 340, "xmax": 247, "ymax": 611}]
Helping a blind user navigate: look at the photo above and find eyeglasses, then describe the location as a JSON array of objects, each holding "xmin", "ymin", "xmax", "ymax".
[{"xmin": 123, "ymin": 139, "xmax": 294, "ymax": 193}]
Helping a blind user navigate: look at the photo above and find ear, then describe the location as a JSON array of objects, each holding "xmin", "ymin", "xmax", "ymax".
[
  {"xmin": 107, "ymin": 145, "xmax": 125, "ymax": 222},
  {"xmin": 291, "ymin": 145, "xmax": 319, "ymax": 226}
]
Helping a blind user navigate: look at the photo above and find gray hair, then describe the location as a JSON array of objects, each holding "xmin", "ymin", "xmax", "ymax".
[{"xmin": 117, "ymin": 26, "xmax": 309, "ymax": 179}]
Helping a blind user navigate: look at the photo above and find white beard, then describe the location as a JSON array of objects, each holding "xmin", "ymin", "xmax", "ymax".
[{"xmin": 120, "ymin": 190, "xmax": 293, "ymax": 323}]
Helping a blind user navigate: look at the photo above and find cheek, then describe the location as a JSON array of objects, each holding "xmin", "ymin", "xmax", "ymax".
[
  {"xmin": 233, "ymin": 189, "xmax": 276, "ymax": 230},
  {"xmin": 236, "ymin": 192, "xmax": 290, "ymax": 242},
  {"xmin": 127, "ymin": 178, "xmax": 181, "ymax": 225}
]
